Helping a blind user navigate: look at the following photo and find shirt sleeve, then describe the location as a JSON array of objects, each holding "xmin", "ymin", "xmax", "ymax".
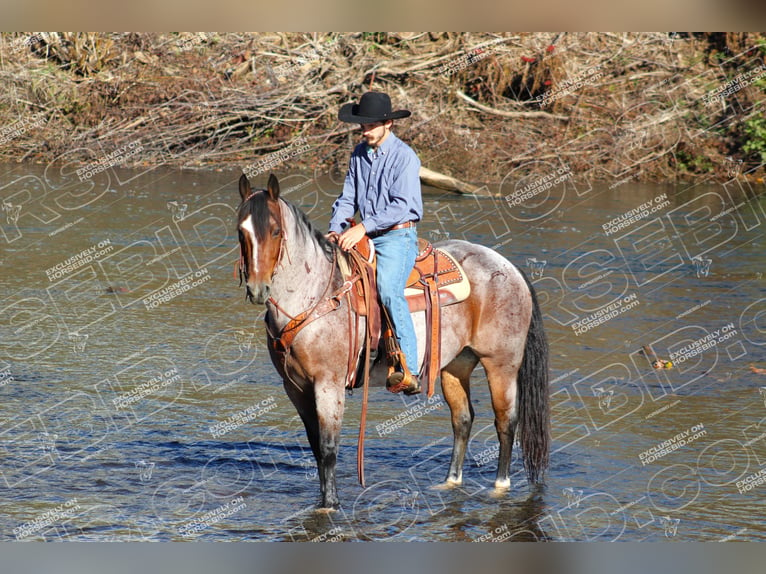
[
  {"xmin": 360, "ymin": 150, "xmax": 421, "ymax": 234},
  {"xmin": 328, "ymin": 155, "xmax": 358, "ymax": 233}
]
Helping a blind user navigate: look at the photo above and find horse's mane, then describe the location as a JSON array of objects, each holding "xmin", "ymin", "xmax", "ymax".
[
  {"xmin": 238, "ymin": 191, "xmax": 335, "ymax": 261},
  {"xmin": 282, "ymin": 200, "xmax": 336, "ymax": 260}
]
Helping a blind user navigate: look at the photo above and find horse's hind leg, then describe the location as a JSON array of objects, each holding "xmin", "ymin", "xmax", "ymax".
[
  {"xmin": 481, "ymin": 357, "xmax": 519, "ymax": 490},
  {"xmin": 441, "ymin": 348, "xmax": 479, "ymax": 486}
]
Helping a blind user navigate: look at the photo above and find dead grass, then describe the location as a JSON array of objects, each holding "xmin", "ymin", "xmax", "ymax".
[{"xmin": 0, "ymin": 32, "xmax": 764, "ymax": 183}]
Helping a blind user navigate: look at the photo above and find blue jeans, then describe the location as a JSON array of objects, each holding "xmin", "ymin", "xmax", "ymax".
[{"xmin": 372, "ymin": 227, "xmax": 419, "ymax": 374}]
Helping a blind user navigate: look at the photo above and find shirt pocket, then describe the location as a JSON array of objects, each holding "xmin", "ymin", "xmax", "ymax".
[{"xmin": 380, "ymin": 157, "xmax": 400, "ymax": 196}]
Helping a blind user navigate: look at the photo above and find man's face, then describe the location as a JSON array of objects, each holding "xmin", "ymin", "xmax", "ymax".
[{"xmin": 360, "ymin": 120, "xmax": 391, "ymax": 149}]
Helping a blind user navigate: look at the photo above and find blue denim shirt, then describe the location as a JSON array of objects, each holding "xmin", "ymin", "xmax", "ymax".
[{"xmin": 329, "ymin": 132, "xmax": 423, "ymax": 234}]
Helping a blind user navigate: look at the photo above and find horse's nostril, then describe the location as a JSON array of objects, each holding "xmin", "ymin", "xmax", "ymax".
[
  {"xmin": 245, "ymin": 283, "xmax": 270, "ymax": 304},
  {"xmin": 255, "ymin": 284, "xmax": 271, "ymax": 304}
]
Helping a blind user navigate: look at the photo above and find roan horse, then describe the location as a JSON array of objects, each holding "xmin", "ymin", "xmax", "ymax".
[{"xmin": 236, "ymin": 173, "xmax": 550, "ymax": 510}]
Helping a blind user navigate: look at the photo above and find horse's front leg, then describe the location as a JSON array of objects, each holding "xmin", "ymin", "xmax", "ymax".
[
  {"xmin": 313, "ymin": 378, "xmax": 346, "ymax": 510},
  {"xmin": 283, "ymin": 377, "xmax": 344, "ymax": 510}
]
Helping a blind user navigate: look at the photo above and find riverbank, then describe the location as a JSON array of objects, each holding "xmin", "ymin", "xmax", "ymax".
[{"xmin": 1, "ymin": 32, "xmax": 765, "ymax": 185}]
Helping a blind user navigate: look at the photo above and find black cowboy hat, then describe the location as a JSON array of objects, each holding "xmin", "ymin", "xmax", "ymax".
[{"xmin": 338, "ymin": 91, "xmax": 411, "ymax": 124}]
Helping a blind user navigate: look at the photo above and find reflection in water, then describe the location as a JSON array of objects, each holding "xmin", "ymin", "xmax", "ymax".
[{"xmin": 0, "ymin": 163, "xmax": 764, "ymax": 540}]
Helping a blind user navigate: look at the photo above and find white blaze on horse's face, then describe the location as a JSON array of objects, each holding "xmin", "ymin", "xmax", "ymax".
[
  {"xmin": 239, "ymin": 214, "xmax": 259, "ymax": 275},
  {"xmin": 240, "ymin": 212, "xmax": 272, "ymax": 303},
  {"xmin": 238, "ymin": 198, "xmax": 284, "ymax": 305}
]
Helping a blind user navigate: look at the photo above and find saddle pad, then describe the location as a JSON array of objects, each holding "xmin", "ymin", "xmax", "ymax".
[{"xmin": 405, "ymin": 247, "xmax": 471, "ymax": 313}]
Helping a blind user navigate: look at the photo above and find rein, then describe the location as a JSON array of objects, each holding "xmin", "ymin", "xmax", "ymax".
[
  {"xmin": 267, "ymin": 247, "xmax": 375, "ymax": 487},
  {"xmin": 343, "ymin": 246, "xmax": 375, "ymax": 488}
]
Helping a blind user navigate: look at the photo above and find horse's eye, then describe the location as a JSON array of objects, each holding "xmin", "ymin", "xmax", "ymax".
[{"xmin": 272, "ymin": 227, "xmax": 281, "ymax": 238}]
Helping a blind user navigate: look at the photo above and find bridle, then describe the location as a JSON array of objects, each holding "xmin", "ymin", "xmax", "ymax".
[{"xmin": 237, "ymin": 191, "xmax": 290, "ymax": 302}]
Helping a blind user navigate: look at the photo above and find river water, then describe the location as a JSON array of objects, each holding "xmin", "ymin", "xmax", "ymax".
[{"xmin": 0, "ymin": 163, "xmax": 764, "ymax": 541}]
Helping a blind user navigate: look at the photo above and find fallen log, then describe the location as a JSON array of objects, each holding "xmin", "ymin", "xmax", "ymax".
[
  {"xmin": 456, "ymin": 90, "xmax": 570, "ymax": 122},
  {"xmin": 419, "ymin": 165, "xmax": 480, "ymax": 194}
]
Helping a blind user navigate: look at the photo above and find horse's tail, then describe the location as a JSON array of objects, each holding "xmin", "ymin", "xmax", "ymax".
[{"xmin": 517, "ymin": 269, "xmax": 550, "ymax": 484}]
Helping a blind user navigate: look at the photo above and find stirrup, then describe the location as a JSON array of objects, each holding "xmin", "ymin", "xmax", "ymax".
[{"xmin": 386, "ymin": 370, "xmax": 421, "ymax": 395}]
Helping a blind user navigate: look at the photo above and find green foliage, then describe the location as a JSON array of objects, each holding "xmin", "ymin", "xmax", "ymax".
[
  {"xmin": 743, "ymin": 115, "xmax": 766, "ymax": 163},
  {"xmin": 675, "ymin": 149, "xmax": 714, "ymax": 174},
  {"xmin": 361, "ymin": 32, "xmax": 387, "ymax": 43},
  {"xmin": 360, "ymin": 32, "xmax": 387, "ymax": 51}
]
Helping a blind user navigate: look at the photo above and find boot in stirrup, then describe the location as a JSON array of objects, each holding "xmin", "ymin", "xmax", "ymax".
[
  {"xmin": 385, "ymin": 352, "xmax": 421, "ymax": 395},
  {"xmin": 386, "ymin": 370, "xmax": 421, "ymax": 395}
]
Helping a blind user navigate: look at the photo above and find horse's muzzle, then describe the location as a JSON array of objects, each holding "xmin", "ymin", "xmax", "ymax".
[{"xmin": 246, "ymin": 282, "xmax": 271, "ymax": 305}]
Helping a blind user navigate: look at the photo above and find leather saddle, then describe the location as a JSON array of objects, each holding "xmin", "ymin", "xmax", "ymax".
[
  {"xmin": 339, "ymin": 235, "xmax": 471, "ymax": 397},
  {"xmin": 341, "ymin": 237, "xmax": 471, "ymax": 316},
  {"xmin": 405, "ymin": 238, "xmax": 471, "ymax": 312}
]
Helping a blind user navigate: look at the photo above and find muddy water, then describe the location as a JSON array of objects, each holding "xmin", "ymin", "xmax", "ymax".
[{"xmin": 0, "ymin": 163, "xmax": 764, "ymax": 541}]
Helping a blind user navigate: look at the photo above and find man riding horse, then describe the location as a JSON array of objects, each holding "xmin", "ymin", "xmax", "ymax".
[
  {"xmin": 327, "ymin": 91, "xmax": 423, "ymax": 396},
  {"xmin": 235, "ymin": 93, "xmax": 549, "ymax": 510}
]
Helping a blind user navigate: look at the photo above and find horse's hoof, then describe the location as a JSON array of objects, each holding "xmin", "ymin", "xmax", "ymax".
[{"xmin": 315, "ymin": 504, "xmax": 340, "ymax": 514}]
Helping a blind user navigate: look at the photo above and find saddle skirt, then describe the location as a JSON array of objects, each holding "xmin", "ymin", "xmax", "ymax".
[{"xmin": 404, "ymin": 239, "xmax": 471, "ymax": 313}]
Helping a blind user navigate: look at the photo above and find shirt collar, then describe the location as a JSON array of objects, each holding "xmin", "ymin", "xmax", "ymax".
[
  {"xmin": 377, "ymin": 131, "xmax": 397, "ymax": 155},
  {"xmin": 367, "ymin": 131, "xmax": 397, "ymax": 156}
]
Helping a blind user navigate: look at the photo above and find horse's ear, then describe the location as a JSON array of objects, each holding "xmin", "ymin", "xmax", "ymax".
[
  {"xmin": 239, "ymin": 173, "xmax": 251, "ymax": 201},
  {"xmin": 266, "ymin": 173, "xmax": 280, "ymax": 201}
]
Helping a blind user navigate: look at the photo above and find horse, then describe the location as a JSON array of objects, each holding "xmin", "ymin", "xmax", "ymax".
[{"xmin": 235, "ymin": 173, "xmax": 550, "ymax": 510}]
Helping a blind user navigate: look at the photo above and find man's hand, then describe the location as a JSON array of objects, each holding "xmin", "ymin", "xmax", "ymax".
[{"xmin": 338, "ymin": 223, "xmax": 367, "ymax": 252}]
